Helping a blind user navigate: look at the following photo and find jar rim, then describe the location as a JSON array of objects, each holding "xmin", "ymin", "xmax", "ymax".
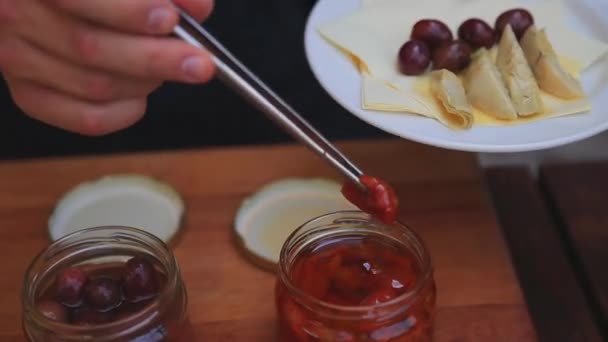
[
  {"xmin": 277, "ymin": 210, "xmax": 433, "ymax": 314},
  {"xmin": 22, "ymin": 226, "xmax": 182, "ymax": 340}
]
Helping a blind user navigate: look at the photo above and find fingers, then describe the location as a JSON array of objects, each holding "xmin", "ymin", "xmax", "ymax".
[
  {"xmin": 0, "ymin": 37, "xmax": 162, "ymax": 102},
  {"xmin": 49, "ymin": 0, "xmax": 179, "ymax": 35},
  {"xmin": 49, "ymin": 0, "xmax": 214, "ymax": 34},
  {"xmin": 7, "ymin": 78, "xmax": 147, "ymax": 136},
  {"xmin": 172, "ymin": 0, "xmax": 214, "ymax": 22},
  {"xmin": 19, "ymin": 1, "xmax": 215, "ymax": 83},
  {"xmin": 2, "ymin": 0, "xmax": 216, "ymax": 136}
]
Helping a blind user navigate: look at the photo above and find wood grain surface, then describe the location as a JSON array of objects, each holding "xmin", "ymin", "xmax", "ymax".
[
  {"xmin": 486, "ymin": 167, "xmax": 604, "ymax": 342},
  {"xmin": 540, "ymin": 162, "xmax": 608, "ymax": 339},
  {"xmin": 0, "ymin": 139, "xmax": 536, "ymax": 341}
]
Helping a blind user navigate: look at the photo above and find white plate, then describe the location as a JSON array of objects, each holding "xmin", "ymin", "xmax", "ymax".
[{"xmin": 304, "ymin": 0, "xmax": 608, "ymax": 153}]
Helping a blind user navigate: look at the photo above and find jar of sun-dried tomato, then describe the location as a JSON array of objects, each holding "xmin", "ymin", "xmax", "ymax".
[
  {"xmin": 275, "ymin": 211, "xmax": 436, "ymax": 341},
  {"xmin": 22, "ymin": 226, "xmax": 192, "ymax": 342}
]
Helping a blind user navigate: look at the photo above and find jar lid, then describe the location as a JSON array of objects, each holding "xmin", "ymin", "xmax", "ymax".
[
  {"xmin": 233, "ymin": 178, "xmax": 356, "ymax": 272},
  {"xmin": 48, "ymin": 175, "xmax": 185, "ymax": 243}
]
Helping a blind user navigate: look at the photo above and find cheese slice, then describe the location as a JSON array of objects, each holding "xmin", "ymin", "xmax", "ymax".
[
  {"xmin": 520, "ymin": 25, "xmax": 585, "ymax": 99},
  {"xmin": 464, "ymin": 49, "xmax": 518, "ymax": 120},
  {"xmin": 496, "ymin": 25, "xmax": 544, "ymax": 116},
  {"xmin": 429, "ymin": 70, "xmax": 474, "ymax": 130},
  {"xmin": 362, "ymin": 73, "xmax": 432, "ymax": 115},
  {"xmin": 318, "ymin": 0, "xmax": 608, "ymax": 128}
]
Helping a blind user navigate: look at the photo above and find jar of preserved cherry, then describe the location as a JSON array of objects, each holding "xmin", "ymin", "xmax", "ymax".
[
  {"xmin": 276, "ymin": 211, "xmax": 436, "ymax": 341},
  {"xmin": 22, "ymin": 226, "xmax": 190, "ymax": 342}
]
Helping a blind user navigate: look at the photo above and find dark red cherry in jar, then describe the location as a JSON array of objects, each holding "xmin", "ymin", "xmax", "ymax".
[
  {"xmin": 55, "ymin": 267, "xmax": 87, "ymax": 307},
  {"xmin": 458, "ymin": 18, "xmax": 495, "ymax": 49},
  {"xmin": 113, "ymin": 298, "xmax": 154, "ymax": 321},
  {"xmin": 495, "ymin": 8, "xmax": 534, "ymax": 39},
  {"xmin": 71, "ymin": 307, "xmax": 112, "ymax": 326},
  {"xmin": 433, "ymin": 40, "xmax": 472, "ymax": 72},
  {"xmin": 123, "ymin": 257, "xmax": 161, "ymax": 303},
  {"xmin": 84, "ymin": 277, "xmax": 122, "ymax": 312},
  {"xmin": 411, "ymin": 19, "xmax": 453, "ymax": 51},
  {"xmin": 398, "ymin": 40, "xmax": 431, "ymax": 76},
  {"xmin": 37, "ymin": 300, "xmax": 68, "ymax": 323}
]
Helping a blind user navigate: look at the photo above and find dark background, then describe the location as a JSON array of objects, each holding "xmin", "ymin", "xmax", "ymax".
[{"xmin": 0, "ymin": 0, "xmax": 387, "ymax": 161}]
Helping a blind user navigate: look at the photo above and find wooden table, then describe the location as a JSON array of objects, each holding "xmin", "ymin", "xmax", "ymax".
[
  {"xmin": 486, "ymin": 163, "xmax": 608, "ymax": 342},
  {"xmin": 540, "ymin": 162, "xmax": 608, "ymax": 333},
  {"xmin": 0, "ymin": 139, "xmax": 536, "ymax": 341}
]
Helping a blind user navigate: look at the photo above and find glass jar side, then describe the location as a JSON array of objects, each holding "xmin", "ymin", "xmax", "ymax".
[
  {"xmin": 275, "ymin": 211, "xmax": 437, "ymax": 341},
  {"xmin": 22, "ymin": 226, "xmax": 188, "ymax": 342}
]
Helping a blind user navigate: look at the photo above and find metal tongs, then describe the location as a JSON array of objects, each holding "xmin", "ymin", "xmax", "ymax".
[{"xmin": 173, "ymin": 9, "xmax": 366, "ymax": 191}]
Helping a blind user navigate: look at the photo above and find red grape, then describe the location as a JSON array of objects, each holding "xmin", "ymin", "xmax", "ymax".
[
  {"xmin": 433, "ymin": 40, "xmax": 472, "ymax": 72},
  {"xmin": 411, "ymin": 19, "xmax": 453, "ymax": 50},
  {"xmin": 458, "ymin": 18, "xmax": 495, "ymax": 49},
  {"xmin": 397, "ymin": 40, "xmax": 431, "ymax": 76},
  {"xmin": 495, "ymin": 8, "xmax": 534, "ymax": 39}
]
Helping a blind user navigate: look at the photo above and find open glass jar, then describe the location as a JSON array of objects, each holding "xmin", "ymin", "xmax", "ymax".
[
  {"xmin": 22, "ymin": 226, "xmax": 189, "ymax": 342},
  {"xmin": 275, "ymin": 211, "xmax": 436, "ymax": 341}
]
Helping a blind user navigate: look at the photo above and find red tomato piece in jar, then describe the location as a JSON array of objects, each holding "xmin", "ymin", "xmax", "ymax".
[
  {"xmin": 331, "ymin": 264, "xmax": 369, "ymax": 294},
  {"xmin": 392, "ymin": 274, "xmax": 417, "ymax": 292},
  {"xmin": 341, "ymin": 241, "xmax": 376, "ymax": 265},
  {"xmin": 279, "ymin": 298, "xmax": 312, "ymax": 342},
  {"xmin": 369, "ymin": 317, "xmax": 418, "ymax": 341},
  {"xmin": 323, "ymin": 293, "xmax": 353, "ymax": 306},
  {"xmin": 341, "ymin": 175, "xmax": 399, "ymax": 224},
  {"xmin": 308, "ymin": 321, "xmax": 356, "ymax": 342},
  {"xmin": 292, "ymin": 258, "xmax": 330, "ymax": 299},
  {"xmin": 381, "ymin": 248, "xmax": 413, "ymax": 268},
  {"xmin": 360, "ymin": 287, "xmax": 398, "ymax": 306},
  {"xmin": 315, "ymin": 250, "xmax": 343, "ymax": 275},
  {"xmin": 374, "ymin": 272, "xmax": 417, "ymax": 296},
  {"xmin": 357, "ymin": 289, "xmax": 405, "ymax": 335}
]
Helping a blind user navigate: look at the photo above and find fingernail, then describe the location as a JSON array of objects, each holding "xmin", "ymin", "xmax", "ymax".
[
  {"xmin": 181, "ymin": 56, "xmax": 207, "ymax": 81},
  {"xmin": 148, "ymin": 7, "xmax": 173, "ymax": 32}
]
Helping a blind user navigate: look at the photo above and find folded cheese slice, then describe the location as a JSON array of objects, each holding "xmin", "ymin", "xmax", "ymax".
[
  {"xmin": 463, "ymin": 49, "xmax": 517, "ymax": 120},
  {"xmin": 430, "ymin": 70, "xmax": 474, "ymax": 130},
  {"xmin": 520, "ymin": 25, "xmax": 585, "ymax": 99},
  {"xmin": 362, "ymin": 74, "xmax": 432, "ymax": 115},
  {"xmin": 496, "ymin": 25, "xmax": 544, "ymax": 116}
]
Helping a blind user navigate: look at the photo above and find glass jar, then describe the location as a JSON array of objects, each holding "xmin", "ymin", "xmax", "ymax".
[
  {"xmin": 275, "ymin": 211, "xmax": 436, "ymax": 341},
  {"xmin": 22, "ymin": 226, "xmax": 190, "ymax": 342}
]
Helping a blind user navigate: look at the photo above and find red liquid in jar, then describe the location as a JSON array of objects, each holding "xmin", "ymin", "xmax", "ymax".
[{"xmin": 276, "ymin": 235, "xmax": 436, "ymax": 341}]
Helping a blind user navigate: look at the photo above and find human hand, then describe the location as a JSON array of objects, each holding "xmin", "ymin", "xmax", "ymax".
[{"xmin": 0, "ymin": 0, "xmax": 215, "ymax": 135}]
